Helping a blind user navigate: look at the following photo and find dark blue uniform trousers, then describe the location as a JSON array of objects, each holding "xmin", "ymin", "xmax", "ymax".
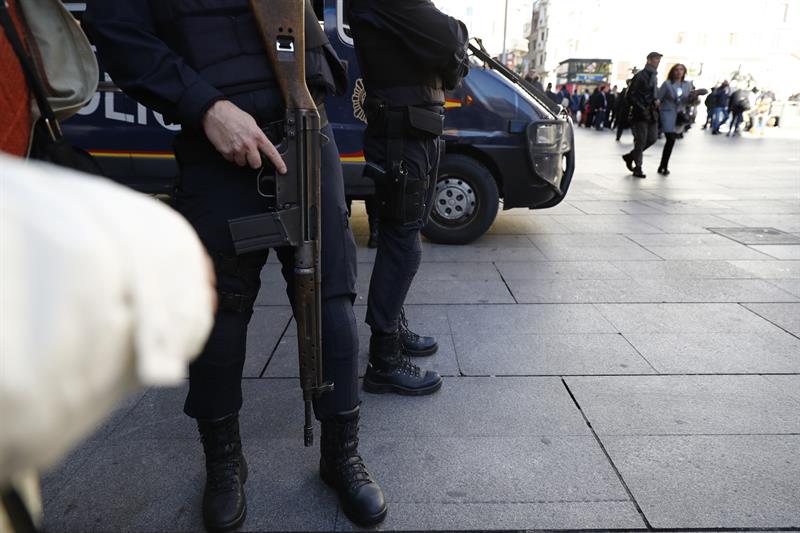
[
  {"xmin": 176, "ymin": 123, "xmax": 360, "ymax": 421},
  {"xmin": 364, "ymin": 133, "xmax": 440, "ymax": 334}
]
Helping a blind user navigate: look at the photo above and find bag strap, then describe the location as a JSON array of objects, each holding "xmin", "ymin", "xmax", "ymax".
[{"xmin": 0, "ymin": 0, "xmax": 63, "ymax": 141}]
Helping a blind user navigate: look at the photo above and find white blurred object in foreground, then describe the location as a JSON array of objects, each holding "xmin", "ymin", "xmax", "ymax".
[{"xmin": 0, "ymin": 152, "xmax": 215, "ymax": 487}]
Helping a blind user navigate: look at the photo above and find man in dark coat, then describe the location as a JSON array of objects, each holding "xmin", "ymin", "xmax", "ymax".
[
  {"xmin": 347, "ymin": 0, "xmax": 469, "ymax": 396},
  {"xmin": 622, "ymin": 52, "xmax": 661, "ymax": 177},
  {"xmin": 84, "ymin": 1, "xmax": 387, "ymax": 529}
]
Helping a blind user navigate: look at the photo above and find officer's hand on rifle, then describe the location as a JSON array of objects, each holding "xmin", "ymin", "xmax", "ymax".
[{"xmin": 203, "ymin": 100, "xmax": 288, "ymax": 174}]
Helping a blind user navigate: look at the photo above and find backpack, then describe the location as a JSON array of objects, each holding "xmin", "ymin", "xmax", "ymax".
[{"xmin": 732, "ymin": 90, "xmax": 751, "ymax": 112}]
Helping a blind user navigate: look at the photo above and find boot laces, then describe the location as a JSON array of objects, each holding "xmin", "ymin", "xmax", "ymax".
[
  {"xmin": 398, "ymin": 307, "xmax": 422, "ymax": 344},
  {"xmin": 206, "ymin": 452, "xmax": 242, "ymax": 492}
]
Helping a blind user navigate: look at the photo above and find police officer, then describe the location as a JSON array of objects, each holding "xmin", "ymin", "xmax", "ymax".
[
  {"xmin": 84, "ymin": 1, "xmax": 386, "ymax": 530},
  {"xmin": 347, "ymin": 0, "xmax": 469, "ymax": 395}
]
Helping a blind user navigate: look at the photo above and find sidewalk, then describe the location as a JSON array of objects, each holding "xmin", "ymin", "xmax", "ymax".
[{"xmin": 42, "ymin": 126, "xmax": 800, "ymax": 531}]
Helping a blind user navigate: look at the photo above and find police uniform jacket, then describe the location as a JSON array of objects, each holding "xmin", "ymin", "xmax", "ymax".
[
  {"xmin": 84, "ymin": 0, "xmax": 347, "ymax": 134},
  {"xmin": 347, "ymin": 0, "xmax": 469, "ymax": 109}
]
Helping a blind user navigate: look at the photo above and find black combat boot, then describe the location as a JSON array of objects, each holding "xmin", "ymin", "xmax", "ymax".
[
  {"xmin": 367, "ymin": 219, "xmax": 380, "ymax": 249},
  {"xmin": 197, "ymin": 414, "xmax": 247, "ymax": 532},
  {"xmin": 399, "ymin": 307, "xmax": 438, "ymax": 356},
  {"xmin": 363, "ymin": 332, "xmax": 443, "ymax": 395},
  {"xmin": 320, "ymin": 407, "xmax": 387, "ymax": 527}
]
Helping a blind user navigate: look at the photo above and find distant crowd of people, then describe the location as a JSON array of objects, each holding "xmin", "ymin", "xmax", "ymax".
[
  {"xmin": 524, "ymin": 55, "xmax": 776, "ymax": 178},
  {"xmin": 702, "ymin": 81, "xmax": 775, "ymax": 137}
]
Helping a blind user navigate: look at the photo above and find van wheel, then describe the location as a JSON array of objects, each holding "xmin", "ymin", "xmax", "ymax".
[{"xmin": 422, "ymin": 155, "xmax": 499, "ymax": 245}]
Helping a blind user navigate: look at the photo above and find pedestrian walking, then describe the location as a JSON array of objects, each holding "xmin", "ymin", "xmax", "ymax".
[
  {"xmin": 711, "ymin": 81, "xmax": 730, "ymax": 134},
  {"xmin": 726, "ymin": 87, "xmax": 754, "ymax": 137},
  {"xmin": 614, "ymin": 83, "xmax": 631, "ymax": 141},
  {"xmin": 751, "ymin": 89, "xmax": 774, "ymax": 136},
  {"xmin": 656, "ymin": 63, "xmax": 694, "ymax": 175},
  {"xmin": 702, "ymin": 86, "xmax": 717, "ymax": 129},
  {"xmin": 622, "ymin": 52, "xmax": 661, "ymax": 178},
  {"xmin": 605, "ymin": 85, "xmax": 618, "ymax": 129},
  {"xmin": 590, "ymin": 85, "xmax": 608, "ymax": 130}
]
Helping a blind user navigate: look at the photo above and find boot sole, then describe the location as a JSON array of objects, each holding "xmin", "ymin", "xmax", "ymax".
[
  {"xmin": 320, "ymin": 469, "xmax": 388, "ymax": 527},
  {"xmin": 403, "ymin": 343, "xmax": 439, "ymax": 357},
  {"xmin": 362, "ymin": 376, "xmax": 443, "ymax": 396}
]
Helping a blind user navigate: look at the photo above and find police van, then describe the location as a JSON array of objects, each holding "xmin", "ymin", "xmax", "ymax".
[{"xmin": 64, "ymin": 0, "xmax": 575, "ymax": 244}]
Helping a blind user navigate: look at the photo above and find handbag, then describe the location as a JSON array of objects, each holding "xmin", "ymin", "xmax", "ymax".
[{"xmin": 0, "ymin": 1, "xmax": 101, "ymax": 174}]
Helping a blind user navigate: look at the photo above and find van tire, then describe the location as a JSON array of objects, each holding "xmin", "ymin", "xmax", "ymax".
[{"xmin": 422, "ymin": 155, "xmax": 499, "ymax": 245}]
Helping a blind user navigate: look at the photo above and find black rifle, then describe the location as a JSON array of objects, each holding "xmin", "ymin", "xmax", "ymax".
[{"xmin": 229, "ymin": 0, "xmax": 332, "ymax": 447}]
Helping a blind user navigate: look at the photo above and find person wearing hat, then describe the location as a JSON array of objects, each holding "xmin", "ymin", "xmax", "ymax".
[{"xmin": 622, "ymin": 52, "xmax": 662, "ymax": 178}]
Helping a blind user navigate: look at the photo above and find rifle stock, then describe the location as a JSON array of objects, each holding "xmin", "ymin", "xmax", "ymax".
[{"xmin": 230, "ymin": 0, "xmax": 331, "ymax": 447}]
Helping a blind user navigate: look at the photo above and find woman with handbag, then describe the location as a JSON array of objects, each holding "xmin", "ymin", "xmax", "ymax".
[{"xmin": 656, "ymin": 63, "xmax": 693, "ymax": 175}]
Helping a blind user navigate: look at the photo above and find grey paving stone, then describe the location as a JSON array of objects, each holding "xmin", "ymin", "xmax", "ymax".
[
  {"xmin": 603, "ymin": 435, "xmax": 800, "ymax": 528},
  {"xmin": 486, "ymin": 214, "xmax": 573, "ymax": 235},
  {"xmin": 533, "ymin": 244, "xmax": 662, "ymax": 261},
  {"xmin": 43, "ymin": 438, "xmax": 338, "ymax": 533},
  {"xmin": 730, "ymin": 260, "xmax": 800, "ymax": 278},
  {"xmin": 254, "ymin": 281, "xmax": 293, "ymax": 306},
  {"xmin": 624, "ymin": 332, "xmax": 800, "ymax": 373},
  {"xmin": 495, "ymin": 261, "xmax": 629, "ymax": 280},
  {"xmin": 632, "ymin": 214, "xmax": 742, "ymax": 233},
  {"xmin": 404, "ymin": 279, "xmax": 515, "ymax": 304},
  {"xmin": 716, "ymin": 213, "xmax": 800, "ymax": 233},
  {"xmin": 455, "ymin": 333, "xmax": 654, "ymax": 376},
  {"xmin": 568, "ymin": 200, "xmax": 664, "ymax": 215},
  {"xmin": 264, "ymin": 333, "xmax": 461, "ymax": 378},
  {"xmin": 244, "ymin": 306, "xmax": 293, "ymax": 377},
  {"xmin": 529, "ymin": 234, "xmax": 636, "ymax": 247},
  {"xmin": 641, "ymin": 244, "xmax": 774, "ymax": 261},
  {"xmin": 336, "ymin": 436, "xmax": 638, "ymax": 530},
  {"xmin": 551, "ymin": 214, "xmax": 664, "ymax": 234},
  {"xmin": 359, "ymin": 377, "xmax": 589, "ymax": 437},
  {"xmin": 565, "ymin": 375, "xmax": 800, "ymax": 435},
  {"xmin": 709, "ymin": 227, "xmax": 800, "ymax": 245},
  {"xmin": 594, "ymin": 303, "xmax": 781, "ymax": 333},
  {"xmin": 612, "ymin": 260, "xmax": 753, "ymax": 279},
  {"xmin": 767, "ymin": 279, "xmax": 800, "ymax": 297},
  {"xmin": 624, "ymin": 233, "xmax": 742, "ymax": 247},
  {"xmin": 742, "ymin": 303, "xmax": 800, "ymax": 336},
  {"xmin": 412, "ymin": 261, "xmax": 503, "ymax": 281},
  {"xmin": 748, "ymin": 245, "xmax": 800, "ymax": 260},
  {"xmin": 763, "ymin": 375, "xmax": 800, "ymax": 404},
  {"xmin": 642, "ymin": 278, "xmax": 799, "ymax": 302},
  {"xmin": 419, "ymin": 244, "xmax": 547, "ymax": 262},
  {"xmin": 335, "ymin": 501, "xmax": 644, "ymax": 531},
  {"xmin": 507, "ymin": 279, "xmax": 664, "ymax": 303},
  {"xmin": 447, "ymin": 304, "xmax": 618, "ymax": 335}
]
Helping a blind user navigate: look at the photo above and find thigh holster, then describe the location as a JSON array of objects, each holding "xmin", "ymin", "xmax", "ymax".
[{"xmin": 364, "ymin": 100, "xmax": 443, "ymax": 224}]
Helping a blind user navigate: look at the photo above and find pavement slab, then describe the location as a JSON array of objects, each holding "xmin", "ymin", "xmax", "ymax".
[
  {"xmin": 728, "ymin": 260, "xmax": 800, "ymax": 279},
  {"xmin": 495, "ymin": 260, "xmax": 630, "ymax": 280},
  {"xmin": 447, "ymin": 304, "xmax": 618, "ymax": 335},
  {"xmin": 611, "ymin": 260, "xmax": 754, "ymax": 279},
  {"xmin": 565, "ymin": 375, "xmax": 800, "ymax": 436},
  {"xmin": 748, "ymin": 245, "xmax": 800, "ymax": 260},
  {"xmin": 455, "ymin": 333, "xmax": 655, "ymax": 376},
  {"xmin": 359, "ymin": 377, "xmax": 590, "ymax": 437},
  {"xmin": 244, "ymin": 306, "xmax": 293, "ymax": 377},
  {"xmin": 623, "ymin": 331, "xmax": 800, "ymax": 373},
  {"xmin": 338, "ymin": 436, "xmax": 644, "ymax": 531},
  {"xmin": 603, "ymin": 435, "xmax": 800, "ymax": 528},
  {"xmin": 594, "ymin": 303, "xmax": 783, "ymax": 333},
  {"xmin": 742, "ymin": 302, "xmax": 800, "ymax": 337}
]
